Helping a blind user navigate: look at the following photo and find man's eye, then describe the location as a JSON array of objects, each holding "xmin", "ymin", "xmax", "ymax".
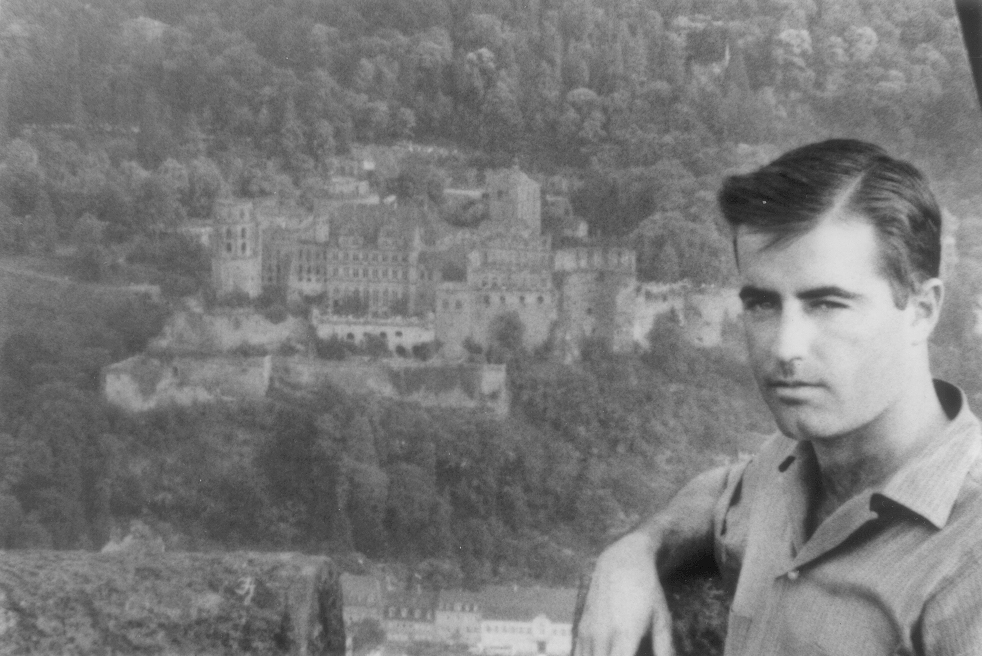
[
  {"xmin": 811, "ymin": 300, "xmax": 845, "ymax": 311},
  {"xmin": 743, "ymin": 299, "xmax": 777, "ymax": 312}
]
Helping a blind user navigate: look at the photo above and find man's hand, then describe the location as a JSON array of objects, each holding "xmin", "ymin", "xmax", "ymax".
[{"xmin": 574, "ymin": 531, "xmax": 675, "ymax": 656}]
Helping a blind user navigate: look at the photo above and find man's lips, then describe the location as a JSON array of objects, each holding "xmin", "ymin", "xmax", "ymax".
[{"xmin": 765, "ymin": 380, "xmax": 821, "ymax": 390}]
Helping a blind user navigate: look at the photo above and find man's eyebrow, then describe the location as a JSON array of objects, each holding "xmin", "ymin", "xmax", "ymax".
[
  {"xmin": 738, "ymin": 285, "xmax": 776, "ymax": 301},
  {"xmin": 797, "ymin": 286, "xmax": 862, "ymax": 301}
]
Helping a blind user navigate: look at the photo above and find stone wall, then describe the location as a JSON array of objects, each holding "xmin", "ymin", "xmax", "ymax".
[
  {"xmin": 312, "ymin": 311, "xmax": 435, "ymax": 352},
  {"xmin": 103, "ymin": 354, "xmax": 272, "ymax": 412},
  {"xmin": 435, "ymin": 285, "xmax": 556, "ymax": 359},
  {"xmin": 151, "ymin": 307, "xmax": 309, "ymax": 354},
  {"xmin": 0, "ymin": 550, "xmax": 344, "ymax": 656},
  {"xmin": 553, "ymin": 270, "xmax": 637, "ymax": 361},
  {"xmin": 275, "ymin": 357, "xmax": 509, "ymax": 415},
  {"xmin": 631, "ymin": 282, "xmax": 742, "ymax": 349}
]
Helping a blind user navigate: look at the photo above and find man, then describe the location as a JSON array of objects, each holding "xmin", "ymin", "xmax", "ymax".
[{"xmin": 575, "ymin": 139, "xmax": 982, "ymax": 656}]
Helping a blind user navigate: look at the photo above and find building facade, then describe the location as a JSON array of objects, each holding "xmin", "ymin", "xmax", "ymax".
[{"xmin": 207, "ymin": 166, "xmax": 639, "ymax": 362}]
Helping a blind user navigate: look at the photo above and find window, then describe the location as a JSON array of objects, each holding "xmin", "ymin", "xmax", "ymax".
[
  {"xmin": 395, "ymin": 331, "xmax": 403, "ymax": 337},
  {"xmin": 537, "ymin": 295, "xmax": 544, "ymax": 304},
  {"xmin": 455, "ymin": 300, "xmax": 463, "ymax": 309},
  {"xmin": 520, "ymin": 295, "xmax": 526, "ymax": 305}
]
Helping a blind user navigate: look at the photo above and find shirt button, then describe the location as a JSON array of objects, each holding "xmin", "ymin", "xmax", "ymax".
[{"xmin": 788, "ymin": 570, "xmax": 800, "ymax": 581}]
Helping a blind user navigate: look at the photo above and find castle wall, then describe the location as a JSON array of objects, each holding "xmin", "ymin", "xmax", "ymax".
[
  {"xmin": 311, "ymin": 311, "xmax": 435, "ymax": 352},
  {"xmin": 631, "ymin": 282, "xmax": 690, "ymax": 345},
  {"xmin": 150, "ymin": 309, "xmax": 309, "ymax": 354},
  {"xmin": 434, "ymin": 285, "xmax": 556, "ymax": 359},
  {"xmin": 631, "ymin": 283, "xmax": 742, "ymax": 349},
  {"xmin": 103, "ymin": 354, "xmax": 271, "ymax": 412},
  {"xmin": 275, "ymin": 358, "xmax": 508, "ymax": 415}
]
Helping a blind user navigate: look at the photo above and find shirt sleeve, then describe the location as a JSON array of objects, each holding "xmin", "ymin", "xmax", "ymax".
[
  {"xmin": 919, "ymin": 550, "xmax": 982, "ymax": 656},
  {"xmin": 712, "ymin": 455, "xmax": 754, "ymax": 590}
]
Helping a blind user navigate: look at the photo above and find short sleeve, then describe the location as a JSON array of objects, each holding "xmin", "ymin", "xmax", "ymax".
[{"xmin": 919, "ymin": 554, "xmax": 982, "ymax": 656}]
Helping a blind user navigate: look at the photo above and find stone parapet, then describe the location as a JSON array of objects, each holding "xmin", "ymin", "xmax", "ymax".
[{"xmin": 0, "ymin": 550, "xmax": 345, "ymax": 656}]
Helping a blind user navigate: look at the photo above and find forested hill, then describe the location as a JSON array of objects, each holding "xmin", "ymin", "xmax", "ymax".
[{"xmin": 4, "ymin": 0, "xmax": 982, "ymax": 228}]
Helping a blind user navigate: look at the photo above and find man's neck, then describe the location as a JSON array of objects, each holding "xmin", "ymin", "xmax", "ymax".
[{"xmin": 808, "ymin": 374, "xmax": 950, "ymax": 529}]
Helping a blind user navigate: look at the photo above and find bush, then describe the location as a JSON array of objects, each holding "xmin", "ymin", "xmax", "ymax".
[{"xmin": 316, "ymin": 336, "xmax": 350, "ymax": 360}]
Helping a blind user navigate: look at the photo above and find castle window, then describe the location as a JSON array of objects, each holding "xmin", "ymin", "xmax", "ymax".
[
  {"xmin": 241, "ymin": 242, "xmax": 247, "ymax": 254},
  {"xmin": 353, "ymin": 269, "xmax": 359, "ymax": 278},
  {"xmin": 382, "ymin": 269, "xmax": 388, "ymax": 279},
  {"xmin": 484, "ymin": 295, "xmax": 491, "ymax": 306},
  {"xmin": 395, "ymin": 331, "xmax": 403, "ymax": 337},
  {"xmin": 363, "ymin": 268, "xmax": 369, "ymax": 278},
  {"xmin": 343, "ymin": 252, "xmax": 349, "ymax": 262},
  {"xmin": 455, "ymin": 300, "xmax": 463, "ymax": 309},
  {"xmin": 500, "ymin": 295, "xmax": 506, "ymax": 304},
  {"xmin": 354, "ymin": 252, "xmax": 360, "ymax": 262},
  {"xmin": 226, "ymin": 242, "xmax": 232, "ymax": 253},
  {"xmin": 380, "ymin": 332, "xmax": 387, "ymax": 339},
  {"xmin": 373, "ymin": 269, "xmax": 379, "ymax": 279},
  {"xmin": 520, "ymin": 296, "xmax": 526, "ymax": 305},
  {"xmin": 347, "ymin": 333, "xmax": 355, "ymax": 340},
  {"xmin": 586, "ymin": 308, "xmax": 593, "ymax": 315},
  {"xmin": 537, "ymin": 295, "xmax": 544, "ymax": 304},
  {"xmin": 442, "ymin": 300, "xmax": 450, "ymax": 310},
  {"xmin": 241, "ymin": 227, "xmax": 247, "ymax": 239},
  {"xmin": 382, "ymin": 254, "xmax": 388, "ymax": 263}
]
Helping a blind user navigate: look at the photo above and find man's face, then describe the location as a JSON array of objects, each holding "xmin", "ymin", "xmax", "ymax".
[{"xmin": 736, "ymin": 213, "xmax": 918, "ymax": 441}]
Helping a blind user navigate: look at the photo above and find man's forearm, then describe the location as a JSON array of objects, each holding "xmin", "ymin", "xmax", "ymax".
[{"xmin": 632, "ymin": 465, "xmax": 731, "ymax": 578}]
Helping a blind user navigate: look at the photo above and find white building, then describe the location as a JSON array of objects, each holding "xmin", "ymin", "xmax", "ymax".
[{"xmin": 477, "ymin": 587, "xmax": 575, "ymax": 656}]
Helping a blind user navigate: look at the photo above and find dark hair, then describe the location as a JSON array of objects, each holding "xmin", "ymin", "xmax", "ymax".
[{"xmin": 718, "ymin": 139, "xmax": 942, "ymax": 307}]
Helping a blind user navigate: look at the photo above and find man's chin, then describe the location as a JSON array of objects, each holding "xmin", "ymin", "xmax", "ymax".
[{"xmin": 769, "ymin": 407, "xmax": 838, "ymax": 441}]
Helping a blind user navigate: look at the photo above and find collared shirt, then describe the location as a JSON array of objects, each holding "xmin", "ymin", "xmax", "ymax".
[{"xmin": 712, "ymin": 380, "xmax": 982, "ymax": 656}]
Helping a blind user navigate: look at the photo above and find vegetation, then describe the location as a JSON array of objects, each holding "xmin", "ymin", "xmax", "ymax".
[{"xmin": 1, "ymin": 0, "xmax": 982, "ymax": 633}]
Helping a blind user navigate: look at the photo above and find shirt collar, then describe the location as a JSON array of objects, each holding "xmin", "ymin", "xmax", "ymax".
[
  {"xmin": 777, "ymin": 380, "xmax": 982, "ymax": 531},
  {"xmin": 874, "ymin": 380, "xmax": 982, "ymax": 529}
]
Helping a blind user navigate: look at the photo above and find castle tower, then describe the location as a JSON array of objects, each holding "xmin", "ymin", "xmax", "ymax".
[
  {"xmin": 212, "ymin": 199, "xmax": 262, "ymax": 299},
  {"xmin": 486, "ymin": 166, "xmax": 541, "ymax": 235}
]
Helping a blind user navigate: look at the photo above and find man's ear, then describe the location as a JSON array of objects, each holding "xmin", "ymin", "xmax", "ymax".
[{"xmin": 909, "ymin": 277, "xmax": 944, "ymax": 344}]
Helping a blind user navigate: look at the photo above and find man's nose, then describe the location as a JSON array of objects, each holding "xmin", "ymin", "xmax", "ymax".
[{"xmin": 773, "ymin": 306, "xmax": 812, "ymax": 364}]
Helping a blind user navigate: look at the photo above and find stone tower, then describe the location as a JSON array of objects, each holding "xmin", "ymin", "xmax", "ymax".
[
  {"xmin": 212, "ymin": 199, "xmax": 262, "ymax": 299},
  {"xmin": 486, "ymin": 166, "xmax": 541, "ymax": 235}
]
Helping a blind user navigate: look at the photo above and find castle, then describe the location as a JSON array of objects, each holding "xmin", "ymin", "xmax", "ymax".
[{"xmin": 208, "ymin": 165, "xmax": 639, "ymax": 359}]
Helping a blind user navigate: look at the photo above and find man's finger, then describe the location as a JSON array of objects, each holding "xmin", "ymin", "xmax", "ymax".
[
  {"xmin": 651, "ymin": 625, "xmax": 675, "ymax": 656},
  {"xmin": 573, "ymin": 624, "xmax": 595, "ymax": 656},
  {"xmin": 651, "ymin": 605, "xmax": 675, "ymax": 656},
  {"xmin": 609, "ymin": 631, "xmax": 644, "ymax": 656}
]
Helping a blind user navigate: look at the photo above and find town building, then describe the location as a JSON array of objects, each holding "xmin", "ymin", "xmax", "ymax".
[
  {"xmin": 341, "ymin": 574, "xmax": 385, "ymax": 626},
  {"xmin": 477, "ymin": 586, "xmax": 576, "ymax": 656},
  {"xmin": 337, "ymin": 579, "xmax": 575, "ymax": 655}
]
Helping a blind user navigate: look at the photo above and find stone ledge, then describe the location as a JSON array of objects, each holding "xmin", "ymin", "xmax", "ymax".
[{"xmin": 0, "ymin": 550, "xmax": 345, "ymax": 656}]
